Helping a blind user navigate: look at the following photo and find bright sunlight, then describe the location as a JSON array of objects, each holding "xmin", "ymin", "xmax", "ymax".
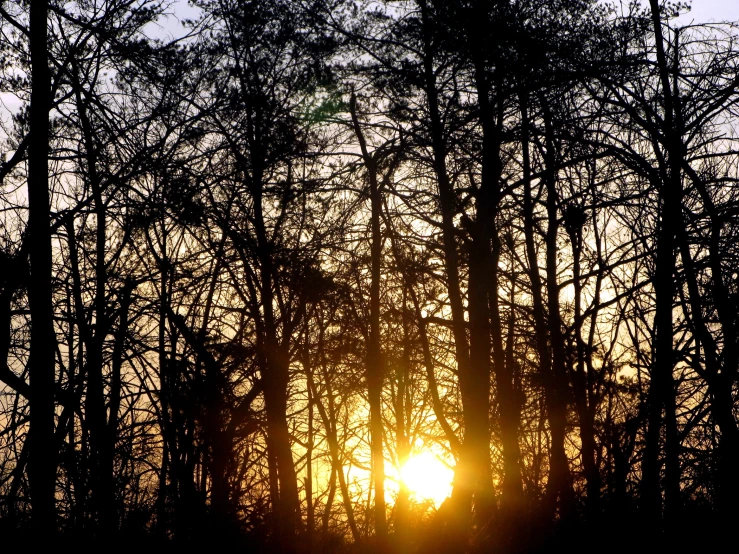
[{"xmin": 400, "ymin": 451, "xmax": 454, "ymax": 506}]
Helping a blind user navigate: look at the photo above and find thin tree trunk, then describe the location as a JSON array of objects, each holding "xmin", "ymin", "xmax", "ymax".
[
  {"xmin": 251, "ymin": 168, "xmax": 302, "ymax": 547},
  {"xmin": 382, "ymin": 202, "xmax": 461, "ymax": 456},
  {"xmin": 568, "ymin": 206, "xmax": 600, "ymax": 519},
  {"xmin": 306, "ymin": 375, "xmax": 314, "ymax": 551},
  {"xmin": 307, "ymin": 376, "xmax": 360, "ymax": 543},
  {"xmin": 322, "ymin": 465, "xmax": 337, "ymax": 536},
  {"xmin": 349, "ymin": 93, "xmax": 387, "ymax": 541},
  {"xmin": 540, "ymin": 99, "xmax": 575, "ymax": 521},
  {"xmin": 394, "ymin": 290, "xmax": 412, "ymax": 548},
  {"xmin": 643, "ymin": 2, "xmax": 681, "ymax": 529},
  {"xmin": 417, "ymin": 2, "xmax": 476, "ymax": 542},
  {"xmin": 72, "ymin": 65, "xmax": 112, "ymax": 535},
  {"xmin": 520, "ymin": 94, "xmax": 573, "ymax": 521},
  {"xmin": 156, "ymin": 238, "xmax": 171, "ymax": 536},
  {"xmin": 103, "ymin": 283, "xmax": 132, "ymax": 533}
]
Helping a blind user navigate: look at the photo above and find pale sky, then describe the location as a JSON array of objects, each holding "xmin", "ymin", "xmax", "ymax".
[
  {"xmin": 1, "ymin": 1, "xmax": 738, "ymax": 135},
  {"xmin": 677, "ymin": 0, "xmax": 739, "ymax": 23},
  {"xmin": 157, "ymin": 1, "xmax": 739, "ymax": 39}
]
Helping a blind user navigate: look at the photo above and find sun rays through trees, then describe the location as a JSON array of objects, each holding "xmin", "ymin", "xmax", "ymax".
[{"xmin": 1, "ymin": 0, "xmax": 739, "ymax": 552}]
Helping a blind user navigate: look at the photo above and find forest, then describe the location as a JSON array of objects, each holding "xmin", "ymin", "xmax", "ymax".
[{"xmin": 1, "ymin": 0, "xmax": 739, "ymax": 551}]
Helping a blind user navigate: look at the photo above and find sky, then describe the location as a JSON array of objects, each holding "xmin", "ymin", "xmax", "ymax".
[
  {"xmin": 2, "ymin": 1, "xmax": 739, "ymax": 137},
  {"xmin": 158, "ymin": 1, "xmax": 739, "ymax": 39},
  {"xmin": 676, "ymin": 0, "xmax": 739, "ymax": 24}
]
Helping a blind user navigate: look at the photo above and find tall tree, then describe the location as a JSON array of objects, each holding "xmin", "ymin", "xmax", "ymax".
[
  {"xmin": 349, "ymin": 91, "xmax": 389, "ymax": 541},
  {"xmin": 27, "ymin": 0, "xmax": 56, "ymax": 534}
]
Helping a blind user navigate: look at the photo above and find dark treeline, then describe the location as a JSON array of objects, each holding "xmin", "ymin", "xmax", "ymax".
[{"xmin": 1, "ymin": 0, "xmax": 738, "ymax": 551}]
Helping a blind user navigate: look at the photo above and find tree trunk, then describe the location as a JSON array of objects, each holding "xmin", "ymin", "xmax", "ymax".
[
  {"xmin": 263, "ymin": 349, "xmax": 302, "ymax": 548},
  {"xmin": 349, "ymin": 93, "xmax": 387, "ymax": 541},
  {"xmin": 72, "ymin": 65, "xmax": 113, "ymax": 535},
  {"xmin": 252, "ymin": 167, "xmax": 302, "ymax": 548},
  {"xmin": 418, "ymin": 2, "xmax": 477, "ymax": 542},
  {"xmin": 568, "ymin": 213, "xmax": 600, "ymax": 519},
  {"xmin": 643, "ymin": 1, "xmax": 682, "ymax": 530},
  {"xmin": 308, "ymin": 375, "xmax": 360, "ymax": 543},
  {"xmin": 520, "ymin": 94, "xmax": 573, "ymax": 521},
  {"xmin": 306, "ymin": 373, "xmax": 314, "ymax": 550},
  {"xmin": 28, "ymin": 0, "xmax": 56, "ymax": 534},
  {"xmin": 467, "ymin": 7, "xmax": 523, "ymax": 518},
  {"xmin": 103, "ymin": 283, "xmax": 132, "ymax": 534},
  {"xmin": 394, "ymin": 291, "xmax": 412, "ymax": 549}
]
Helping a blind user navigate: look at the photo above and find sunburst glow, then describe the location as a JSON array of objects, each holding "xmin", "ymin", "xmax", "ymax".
[{"xmin": 400, "ymin": 451, "xmax": 454, "ymax": 506}]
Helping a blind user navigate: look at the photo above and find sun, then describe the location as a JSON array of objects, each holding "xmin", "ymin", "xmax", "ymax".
[{"xmin": 400, "ymin": 451, "xmax": 454, "ymax": 507}]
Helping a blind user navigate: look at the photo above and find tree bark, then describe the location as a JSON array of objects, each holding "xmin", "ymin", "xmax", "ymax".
[{"xmin": 28, "ymin": 0, "xmax": 57, "ymax": 534}]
